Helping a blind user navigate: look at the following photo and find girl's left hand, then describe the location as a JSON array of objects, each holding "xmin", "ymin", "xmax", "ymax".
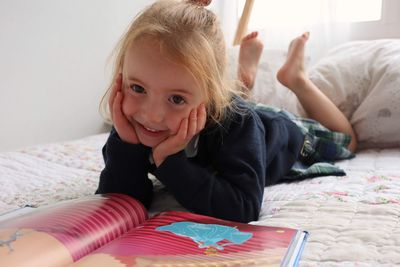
[{"xmin": 152, "ymin": 103, "xmax": 207, "ymax": 167}]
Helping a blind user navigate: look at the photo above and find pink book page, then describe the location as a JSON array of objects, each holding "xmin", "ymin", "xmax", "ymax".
[
  {"xmin": 71, "ymin": 211, "xmax": 298, "ymax": 267},
  {"xmin": 0, "ymin": 194, "xmax": 147, "ymax": 267}
]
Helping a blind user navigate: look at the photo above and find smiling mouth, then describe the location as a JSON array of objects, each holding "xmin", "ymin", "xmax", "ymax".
[
  {"xmin": 137, "ymin": 122, "xmax": 166, "ymax": 136},
  {"xmin": 143, "ymin": 125, "xmax": 161, "ymax": 133}
]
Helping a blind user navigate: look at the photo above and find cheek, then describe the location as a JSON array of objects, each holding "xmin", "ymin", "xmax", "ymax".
[
  {"xmin": 167, "ymin": 109, "xmax": 191, "ymax": 133},
  {"xmin": 121, "ymin": 93, "xmax": 140, "ymax": 116},
  {"xmin": 167, "ymin": 115, "xmax": 183, "ymax": 134}
]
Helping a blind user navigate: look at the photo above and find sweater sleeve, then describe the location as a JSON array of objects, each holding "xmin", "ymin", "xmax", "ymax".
[
  {"xmin": 96, "ymin": 129, "xmax": 154, "ymax": 208},
  {"xmin": 153, "ymin": 112, "xmax": 267, "ymax": 223}
]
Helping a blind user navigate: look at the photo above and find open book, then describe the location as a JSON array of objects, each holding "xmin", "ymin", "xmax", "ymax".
[{"xmin": 0, "ymin": 194, "xmax": 308, "ymax": 267}]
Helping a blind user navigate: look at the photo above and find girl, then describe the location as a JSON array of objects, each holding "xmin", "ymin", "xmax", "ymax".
[{"xmin": 96, "ymin": 0, "xmax": 357, "ymax": 223}]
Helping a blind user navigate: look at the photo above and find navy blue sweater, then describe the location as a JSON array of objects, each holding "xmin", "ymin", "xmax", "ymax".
[{"xmin": 96, "ymin": 99, "xmax": 304, "ymax": 223}]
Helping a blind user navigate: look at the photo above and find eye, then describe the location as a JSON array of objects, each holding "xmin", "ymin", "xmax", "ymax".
[
  {"xmin": 169, "ymin": 95, "xmax": 186, "ymax": 105},
  {"xmin": 130, "ymin": 84, "xmax": 146, "ymax": 94}
]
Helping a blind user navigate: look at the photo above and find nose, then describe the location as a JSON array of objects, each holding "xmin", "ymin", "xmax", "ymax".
[{"xmin": 142, "ymin": 98, "xmax": 164, "ymax": 124}]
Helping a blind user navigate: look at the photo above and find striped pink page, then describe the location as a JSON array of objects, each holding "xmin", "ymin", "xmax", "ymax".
[{"xmin": 0, "ymin": 194, "xmax": 147, "ymax": 261}]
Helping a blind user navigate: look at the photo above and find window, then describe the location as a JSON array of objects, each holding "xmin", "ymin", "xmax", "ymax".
[
  {"xmin": 335, "ymin": 0, "xmax": 382, "ymax": 22},
  {"xmin": 238, "ymin": 0, "xmax": 383, "ymax": 29}
]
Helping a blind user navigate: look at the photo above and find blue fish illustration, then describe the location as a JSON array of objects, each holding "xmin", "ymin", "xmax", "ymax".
[{"xmin": 156, "ymin": 221, "xmax": 252, "ymax": 250}]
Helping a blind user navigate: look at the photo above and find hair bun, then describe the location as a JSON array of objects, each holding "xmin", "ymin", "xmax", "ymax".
[{"xmin": 188, "ymin": 0, "xmax": 212, "ymax": 7}]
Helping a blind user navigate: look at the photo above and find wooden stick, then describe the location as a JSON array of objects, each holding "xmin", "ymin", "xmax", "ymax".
[{"xmin": 233, "ymin": 0, "xmax": 255, "ymax": 46}]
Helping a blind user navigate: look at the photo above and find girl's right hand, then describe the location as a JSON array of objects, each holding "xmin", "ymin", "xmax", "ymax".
[{"xmin": 109, "ymin": 73, "xmax": 140, "ymax": 144}]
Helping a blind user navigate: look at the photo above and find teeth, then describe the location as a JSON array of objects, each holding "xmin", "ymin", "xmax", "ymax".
[{"xmin": 144, "ymin": 126, "xmax": 159, "ymax": 133}]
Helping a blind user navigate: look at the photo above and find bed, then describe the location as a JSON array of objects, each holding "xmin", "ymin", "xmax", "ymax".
[{"xmin": 1, "ymin": 39, "xmax": 400, "ymax": 266}]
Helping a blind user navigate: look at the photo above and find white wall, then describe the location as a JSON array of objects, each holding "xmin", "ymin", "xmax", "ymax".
[{"xmin": 0, "ymin": 0, "xmax": 154, "ymax": 151}]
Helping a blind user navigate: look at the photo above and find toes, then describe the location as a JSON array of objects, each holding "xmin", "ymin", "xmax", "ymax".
[{"xmin": 242, "ymin": 31, "xmax": 258, "ymax": 43}]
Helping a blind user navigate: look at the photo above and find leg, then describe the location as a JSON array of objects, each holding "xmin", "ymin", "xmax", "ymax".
[
  {"xmin": 237, "ymin": 31, "xmax": 264, "ymax": 96},
  {"xmin": 277, "ymin": 32, "xmax": 358, "ymax": 152}
]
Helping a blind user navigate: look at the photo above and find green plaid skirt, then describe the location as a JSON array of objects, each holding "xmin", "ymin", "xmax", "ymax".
[{"xmin": 255, "ymin": 104, "xmax": 354, "ymax": 180}]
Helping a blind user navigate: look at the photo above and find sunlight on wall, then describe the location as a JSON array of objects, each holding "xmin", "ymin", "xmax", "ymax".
[
  {"xmin": 336, "ymin": 0, "xmax": 382, "ymax": 22},
  {"xmin": 238, "ymin": 0, "xmax": 382, "ymax": 28}
]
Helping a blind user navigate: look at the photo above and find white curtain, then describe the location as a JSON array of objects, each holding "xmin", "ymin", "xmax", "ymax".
[{"xmin": 213, "ymin": 0, "xmax": 354, "ymax": 65}]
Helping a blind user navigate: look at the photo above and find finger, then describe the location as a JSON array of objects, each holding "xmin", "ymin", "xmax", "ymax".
[
  {"xmin": 113, "ymin": 92, "xmax": 130, "ymax": 133},
  {"xmin": 177, "ymin": 118, "xmax": 189, "ymax": 141},
  {"xmin": 113, "ymin": 92, "xmax": 138, "ymax": 143},
  {"xmin": 187, "ymin": 108, "xmax": 198, "ymax": 138},
  {"xmin": 197, "ymin": 103, "xmax": 207, "ymax": 132},
  {"xmin": 109, "ymin": 74, "xmax": 122, "ymax": 104},
  {"xmin": 109, "ymin": 74, "xmax": 123, "ymax": 119},
  {"xmin": 112, "ymin": 91, "xmax": 125, "ymax": 127}
]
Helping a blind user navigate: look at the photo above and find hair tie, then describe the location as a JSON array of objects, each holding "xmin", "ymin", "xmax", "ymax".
[{"xmin": 188, "ymin": 0, "xmax": 212, "ymax": 7}]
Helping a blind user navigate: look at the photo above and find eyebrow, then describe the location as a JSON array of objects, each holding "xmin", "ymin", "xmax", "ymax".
[
  {"xmin": 125, "ymin": 75, "xmax": 147, "ymax": 86},
  {"xmin": 168, "ymin": 88, "xmax": 193, "ymax": 96}
]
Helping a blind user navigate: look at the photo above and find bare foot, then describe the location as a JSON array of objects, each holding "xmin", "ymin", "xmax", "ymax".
[
  {"xmin": 238, "ymin": 31, "xmax": 264, "ymax": 92},
  {"xmin": 277, "ymin": 32, "xmax": 310, "ymax": 92}
]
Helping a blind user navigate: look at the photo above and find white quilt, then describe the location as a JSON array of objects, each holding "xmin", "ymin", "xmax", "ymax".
[{"xmin": 0, "ymin": 133, "xmax": 399, "ymax": 266}]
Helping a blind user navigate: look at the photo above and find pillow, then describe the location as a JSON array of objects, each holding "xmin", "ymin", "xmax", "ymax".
[{"xmin": 308, "ymin": 39, "xmax": 400, "ymax": 149}]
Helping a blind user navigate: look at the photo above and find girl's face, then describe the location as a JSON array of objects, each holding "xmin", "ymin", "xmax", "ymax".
[{"xmin": 121, "ymin": 37, "xmax": 205, "ymax": 148}]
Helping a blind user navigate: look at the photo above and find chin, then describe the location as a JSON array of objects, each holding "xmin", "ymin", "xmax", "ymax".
[{"xmin": 139, "ymin": 137, "xmax": 165, "ymax": 148}]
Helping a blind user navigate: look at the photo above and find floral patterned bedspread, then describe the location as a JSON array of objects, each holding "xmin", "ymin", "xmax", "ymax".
[
  {"xmin": 0, "ymin": 133, "xmax": 399, "ymax": 266},
  {"xmin": 256, "ymin": 149, "xmax": 400, "ymax": 266}
]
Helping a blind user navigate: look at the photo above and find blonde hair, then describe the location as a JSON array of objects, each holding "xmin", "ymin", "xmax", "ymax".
[{"xmin": 100, "ymin": 0, "xmax": 242, "ymax": 125}]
